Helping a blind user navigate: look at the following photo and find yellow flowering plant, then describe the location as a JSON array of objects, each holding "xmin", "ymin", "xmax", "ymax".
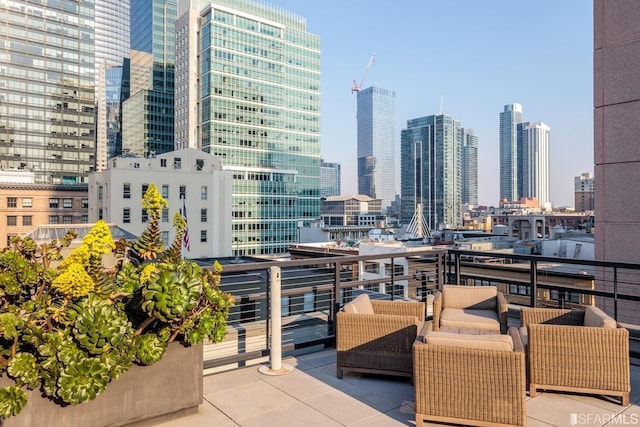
[{"xmin": 0, "ymin": 184, "xmax": 233, "ymax": 420}]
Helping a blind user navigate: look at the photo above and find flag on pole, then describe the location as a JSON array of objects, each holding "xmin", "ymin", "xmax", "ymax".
[{"xmin": 182, "ymin": 198, "xmax": 191, "ymax": 252}]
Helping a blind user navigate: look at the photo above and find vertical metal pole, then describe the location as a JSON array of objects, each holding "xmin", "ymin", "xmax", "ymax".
[
  {"xmin": 390, "ymin": 256, "xmax": 395, "ymax": 300},
  {"xmin": 530, "ymin": 259, "xmax": 537, "ymax": 308},
  {"xmin": 613, "ymin": 267, "xmax": 618, "ymax": 321},
  {"xmin": 259, "ymin": 266, "xmax": 292, "ymax": 375},
  {"xmin": 454, "ymin": 252, "xmax": 461, "ymax": 285}
]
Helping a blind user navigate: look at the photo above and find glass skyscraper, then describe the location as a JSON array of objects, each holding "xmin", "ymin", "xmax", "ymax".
[
  {"xmin": 499, "ymin": 103, "xmax": 522, "ymax": 202},
  {"xmin": 400, "ymin": 114, "xmax": 463, "ymax": 230},
  {"xmin": 518, "ymin": 121, "xmax": 551, "ymax": 209},
  {"xmin": 0, "ymin": 0, "xmax": 95, "ymax": 184},
  {"xmin": 321, "ymin": 160, "xmax": 341, "ymax": 198},
  {"xmin": 176, "ymin": 0, "xmax": 321, "ymax": 255},
  {"xmin": 357, "ymin": 86, "xmax": 396, "ymax": 210},
  {"xmin": 95, "ymin": 0, "xmax": 130, "ymax": 169},
  {"xmin": 461, "ymin": 128, "xmax": 478, "ymax": 206},
  {"xmin": 123, "ymin": 0, "xmax": 176, "ymax": 157}
]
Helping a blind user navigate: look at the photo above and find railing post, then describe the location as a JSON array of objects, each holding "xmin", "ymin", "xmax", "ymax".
[
  {"xmin": 614, "ymin": 267, "xmax": 618, "ymax": 321},
  {"xmin": 530, "ymin": 259, "xmax": 537, "ymax": 308},
  {"xmin": 390, "ymin": 256, "xmax": 395, "ymax": 300},
  {"xmin": 258, "ymin": 266, "xmax": 293, "ymax": 376},
  {"xmin": 328, "ymin": 262, "xmax": 341, "ymax": 337},
  {"xmin": 454, "ymin": 252, "xmax": 461, "ymax": 285}
]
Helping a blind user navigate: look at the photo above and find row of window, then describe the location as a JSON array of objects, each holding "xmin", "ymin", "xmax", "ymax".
[
  {"xmin": 5, "ymin": 197, "xmax": 88, "ymax": 209},
  {"xmin": 121, "ymin": 208, "xmax": 209, "ymax": 224},
  {"xmin": 121, "ymin": 184, "xmax": 208, "ymax": 200},
  {"xmin": 6, "ymin": 215, "xmax": 88, "ymax": 226}
]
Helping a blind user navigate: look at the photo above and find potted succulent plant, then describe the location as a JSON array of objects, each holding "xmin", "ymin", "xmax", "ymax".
[{"xmin": 0, "ymin": 183, "xmax": 233, "ymax": 424}]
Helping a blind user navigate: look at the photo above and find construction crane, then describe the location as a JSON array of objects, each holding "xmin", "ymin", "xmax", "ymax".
[{"xmin": 351, "ymin": 52, "xmax": 375, "ymax": 94}]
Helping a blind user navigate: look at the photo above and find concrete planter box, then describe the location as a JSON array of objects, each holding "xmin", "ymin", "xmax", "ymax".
[{"xmin": 2, "ymin": 342, "xmax": 203, "ymax": 427}]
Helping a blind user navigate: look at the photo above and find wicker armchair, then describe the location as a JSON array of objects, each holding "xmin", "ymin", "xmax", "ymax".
[
  {"xmin": 520, "ymin": 307, "xmax": 630, "ymax": 405},
  {"xmin": 413, "ymin": 324, "xmax": 527, "ymax": 427},
  {"xmin": 433, "ymin": 285, "xmax": 508, "ymax": 334},
  {"xmin": 336, "ymin": 294, "xmax": 425, "ymax": 379}
]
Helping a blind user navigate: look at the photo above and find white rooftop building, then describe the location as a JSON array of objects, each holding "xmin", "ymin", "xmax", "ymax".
[{"xmin": 88, "ymin": 148, "xmax": 233, "ymax": 259}]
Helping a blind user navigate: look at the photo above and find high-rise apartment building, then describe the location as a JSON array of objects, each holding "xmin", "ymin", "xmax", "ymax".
[
  {"xmin": 461, "ymin": 128, "xmax": 478, "ymax": 206},
  {"xmin": 0, "ymin": 0, "xmax": 95, "ymax": 184},
  {"xmin": 574, "ymin": 172, "xmax": 594, "ymax": 212},
  {"xmin": 123, "ymin": 0, "xmax": 177, "ymax": 157},
  {"xmin": 175, "ymin": 0, "xmax": 321, "ymax": 255},
  {"xmin": 400, "ymin": 114, "xmax": 463, "ymax": 231},
  {"xmin": 321, "ymin": 161, "xmax": 341, "ymax": 198},
  {"xmin": 518, "ymin": 121, "xmax": 551, "ymax": 209},
  {"xmin": 95, "ymin": 0, "xmax": 130, "ymax": 169},
  {"xmin": 357, "ymin": 87, "xmax": 396, "ymax": 210},
  {"xmin": 499, "ymin": 103, "xmax": 523, "ymax": 201}
]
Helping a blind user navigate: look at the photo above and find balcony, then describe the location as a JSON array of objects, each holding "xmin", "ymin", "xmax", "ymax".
[{"xmin": 168, "ymin": 249, "xmax": 640, "ymax": 426}]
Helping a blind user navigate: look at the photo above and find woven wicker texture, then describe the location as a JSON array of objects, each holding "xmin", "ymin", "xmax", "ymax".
[
  {"xmin": 413, "ymin": 327, "xmax": 526, "ymax": 427},
  {"xmin": 336, "ymin": 300, "xmax": 425, "ymax": 378},
  {"xmin": 521, "ymin": 307, "xmax": 630, "ymax": 405}
]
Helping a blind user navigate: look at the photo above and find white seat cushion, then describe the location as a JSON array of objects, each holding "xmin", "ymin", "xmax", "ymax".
[{"xmin": 343, "ymin": 294, "xmax": 374, "ymax": 315}]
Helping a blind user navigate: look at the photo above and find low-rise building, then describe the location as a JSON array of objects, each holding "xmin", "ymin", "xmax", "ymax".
[{"xmin": 88, "ymin": 148, "xmax": 233, "ymax": 259}]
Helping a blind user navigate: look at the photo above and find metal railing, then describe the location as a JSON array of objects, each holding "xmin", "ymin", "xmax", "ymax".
[{"xmin": 203, "ymin": 248, "xmax": 640, "ymax": 371}]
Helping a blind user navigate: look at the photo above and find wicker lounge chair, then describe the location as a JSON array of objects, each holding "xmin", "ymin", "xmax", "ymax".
[
  {"xmin": 413, "ymin": 323, "xmax": 527, "ymax": 427},
  {"xmin": 336, "ymin": 294, "xmax": 425, "ymax": 379},
  {"xmin": 520, "ymin": 306, "xmax": 630, "ymax": 405},
  {"xmin": 432, "ymin": 285, "xmax": 508, "ymax": 334}
]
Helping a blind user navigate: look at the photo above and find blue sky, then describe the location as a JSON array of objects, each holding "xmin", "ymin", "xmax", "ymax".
[{"xmin": 273, "ymin": 0, "xmax": 594, "ymax": 207}]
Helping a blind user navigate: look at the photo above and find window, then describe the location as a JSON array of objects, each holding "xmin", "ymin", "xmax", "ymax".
[
  {"xmin": 81, "ymin": 215, "xmax": 88, "ymax": 223},
  {"xmin": 123, "ymin": 208, "xmax": 130, "ymax": 223},
  {"xmin": 201, "ymin": 185, "xmax": 208, "ymax": 200},
  {"xmin": 173, "ymin": 157, "xmax": 182, "ymax": 169},
  {"xmin": 7, "ymin": 216, "xmax": 17, "ymax": 226},
  {"xmin": 162, "ymin": 208, "xmax": 169, "ymax": 223},
  {"xmin": 98, "ymin": 186, "xmax": 103, "ymax": 200},
  {"xmin": 201, "ymin": 208, "xmax": 207, "ymax": 222},
  {"xmin": 49, "ymin": 198, "xmax": 59, "ymax": 208},
  {"xmin": 161, "ymin": 231, "xmax": 169, "ymax": 246},
  {"xmin": 509, "ymin": 284, "xmax": 530, "ymax": 296},
  {"xmin": 63, "ymin": 215, "xmax": 73, "ymax": 224},
  {"xmin": 98, "ymin": 209, "xmax": 103, "ymax": 220},
  {"xmin": 179, "ymin": 185, "xmax": 186, "ymax": 199},
  {"xmin": 22, "ymin": 198, "xmax": 32, "ymax": 208},
  {"xmin": 7, "ymin": 197, "xmax": 17, "ymax": 208},
  {"xmin": 162, "ymin": 185, "xmax": 169, "ymax": 199},
  {"xmin": 160, "ymin": 158, "xmax": 167, "ymax": 167},
  {"xmin": 363, "ymin": 262, "xmax": 380, "ymax": 274},
  {"xmin": 196, "ymin": 159, "xmax": 204, "ymax": 170},
  {"xmin": 49, "ymin": 215, "xmax": 59, "ymax": 224},
  {"xmin": 81, "ymin": 198, "xmax": 88, "ymax": 208},
  {"xmin": 142, "ymin": 184, "xmax": 149, "ymax": 196},
  {"xmin": 63, "ymin": 198, "xmax": 73, "ymax": 208},
  {"xmin": 22, "ymin": 216, "xmax": 32, "ymax": 226},
  {"xmin": 123, "ymin": 183, "xmax": 131, "ymax": 199},
  {"xmin": 200, "ymin": 230, "xmax": 207, "ymax": 242},
  {"xmin": 141, "ymin": 208, "xmax": 148, "ymax": 223}
]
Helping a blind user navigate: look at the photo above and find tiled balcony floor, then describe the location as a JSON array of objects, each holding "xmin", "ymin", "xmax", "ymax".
[{"xmin": 157, "ymin": 348, "xmax": 640, "ymax": 427}]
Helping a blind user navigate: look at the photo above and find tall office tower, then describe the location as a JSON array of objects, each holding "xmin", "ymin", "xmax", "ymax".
[
  {"xmin": 357, "ymin": 87, "xmax": 396, "ymax": 210},
  {"xmin": 176, "ymin": 0, "xmax": 321, "ymax": 255},
  {"xmin": 95, "ymin": 0, "xmax": 130, "ymax": 170},
  {"xmin": 499, "ymin": 103, "xmax": 523, "ymax": 202},
  {"xmin": 574, "ymin": 172, "xmax": 594, "ymax": 212},
  {"xmin": 518, "ymin": 121, "xmax": 551, "ymax": 209},
  {"xmin": 0, "ymin": 1, "xmax": 95, "ymax": 184},
  {"xmin": 123, "ymin": 0, "xmax": 177, "ymax": 157},
  {"xmin": 461, "ymin": 128, "xmax": 478, "ymax": 205},
  {"xmin": 320, "ymin": 160, "xmax": 341, "ymax": 198},
  {"xmin": 400, "ymin": 114, "xmax": 463, "ymax": 231}
]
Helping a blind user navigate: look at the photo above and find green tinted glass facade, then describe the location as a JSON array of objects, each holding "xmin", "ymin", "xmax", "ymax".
[
  {"xmin": 198, "ymin": 1, "xmax": 321, "ymax": 255},
  {"xmin": 0, "ymin": 0, "xmax": 95, "ymax": 184}
]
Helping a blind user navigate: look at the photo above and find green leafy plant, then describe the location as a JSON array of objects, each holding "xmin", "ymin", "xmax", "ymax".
[{"xmin": 0, "ymin": 183, "xmax": 233, "ymax": 419}]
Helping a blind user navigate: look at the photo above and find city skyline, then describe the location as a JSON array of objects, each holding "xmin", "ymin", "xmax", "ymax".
[{"xmin": 272, "ymin": 0, "xmax": 593, "ymax": 207}]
